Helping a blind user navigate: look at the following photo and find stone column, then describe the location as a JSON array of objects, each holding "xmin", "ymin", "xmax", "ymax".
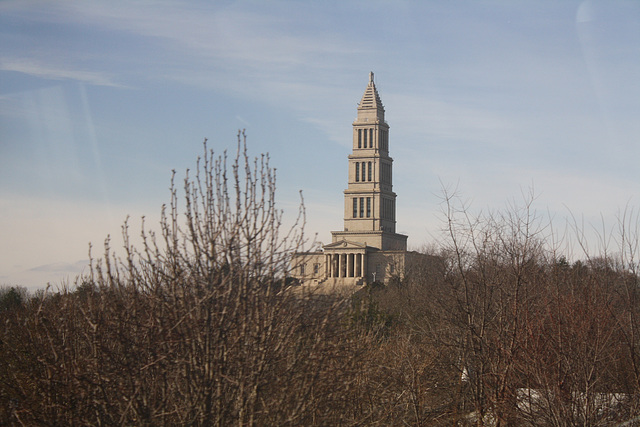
[
  {"xmin": 343, "ymin": 254, "xmax": 347, "ymax": 277},
  {"xmin": 342, "ymin": 254, "xmax": 347, "ymax": 278},
  {"xmin": 353, "ymin": 253, "xmax": 358, "ymax": 277},
  {"xmin": 333, "ymin": 254, "xmax": 337, "ymax": 277},
  {"xmin": 326, "ymin": 254, "xmax": 331, "ymax": 278},
  {"xmin": 353, "ymin": 253, "xmax": 357, "ymax": 277}
]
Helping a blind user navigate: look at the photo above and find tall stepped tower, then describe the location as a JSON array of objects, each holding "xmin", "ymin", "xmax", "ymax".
[
  {"xmin": 330, "ymin": 71, "xmax": 407, "ymax": 251},
  {"xmin": 292, "ymin": 73, "xmax": 411, "ymax": 288}
]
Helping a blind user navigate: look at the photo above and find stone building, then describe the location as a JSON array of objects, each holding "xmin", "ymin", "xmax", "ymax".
[{"xmin": 292, "ymin": 73, "xmax": 416, "ymax": 288}]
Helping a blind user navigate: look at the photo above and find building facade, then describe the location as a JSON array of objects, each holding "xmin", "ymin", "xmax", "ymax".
[{"xmin": 292, "ymin": 73, "xmax": 412, "ymax": 288}]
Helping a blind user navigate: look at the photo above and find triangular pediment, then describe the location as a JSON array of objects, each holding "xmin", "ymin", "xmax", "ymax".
[{"xmin": 323, "ymin": 239, "xmax": 368, "ymax": 251}]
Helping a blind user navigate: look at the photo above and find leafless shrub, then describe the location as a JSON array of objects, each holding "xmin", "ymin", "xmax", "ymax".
[
  {"xmin": 432, "ymin": 187, "xmax": 640, "ymax": 426},
  {"xmin": 0, "ymin": 133, "xmax": 366, "ymax": 425},
  {"xmin": 2, "ymin": 139, "xmax": 639, "ymax": 426}
]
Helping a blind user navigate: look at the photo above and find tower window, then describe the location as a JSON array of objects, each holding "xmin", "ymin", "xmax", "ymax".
[
  {"xmin": 369, "ymin": 128, "xmax": 373, "ymax": 148},
  {"xmin": 353, "ymin": 198, "xmax": 357, "ymax": 218},
  {"xmin": 383, "ymin": 198, "xmax": 390, "ymax": 220},
  {"xmin": 355, "ymin": 162, "xmax": 359, "ymax": 182},
  {"xmin": 366, "ymin": 197, "xmax": 371, "ymax": 218},
  {"xmin": 358, "ymin": 129, "xmax": 362, "ymax": 148},
  {"xmin": 361, "ymin": 162, "xmax": 366, "ymax": 182},
  {"xmin": 359, "ymin": 197, "xmax": 364, "ymax": 218},
  {"xmin": 381, "ymin": 162, "xmax": 392, "ymax": 185},
  {"xmin": 368, "ymin": 162, "xmax": 372, "ymax": 181},
  {"xmin": 363, "ymin": 128, "xmax": 367, "ymax": 147}
]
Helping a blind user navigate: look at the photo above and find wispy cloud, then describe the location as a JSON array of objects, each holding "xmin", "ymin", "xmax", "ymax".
[
  {"xmin": 388, "ymin": 93, "xmax": 515, "ymax": 145},
  {"xmin": 12, "ymin": 1, "xmax": 364, "ymax": 75},
  {"xmin": 1, "ymin": 1, "xmax": 366, "ymax": 124},
  {"xmin": 0, "ymin": 57, "xmax": 123, "ymax": 87},
  {"xmin": 29, "ymin": 259, "xmax": 89, "ymax": 274}
]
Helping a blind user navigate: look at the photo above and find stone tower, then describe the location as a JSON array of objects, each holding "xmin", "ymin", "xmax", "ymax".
[
  {"xmin": 291, "ymin": 73, "xmax": 412, "ymax": 288},
  {"xmin": 330, "ymin": 71, "xmax": 407, "ymax": 251}
]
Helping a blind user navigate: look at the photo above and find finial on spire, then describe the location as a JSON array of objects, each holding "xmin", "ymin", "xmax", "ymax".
[{"xmin": 369, "ymin": 71, "xmax": 374, "ymax": 84}]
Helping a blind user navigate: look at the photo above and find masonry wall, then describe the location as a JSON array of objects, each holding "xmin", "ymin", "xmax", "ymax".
[{"xmin": 290, "ymin": 252, "xmax": 326, "ymax": 284}]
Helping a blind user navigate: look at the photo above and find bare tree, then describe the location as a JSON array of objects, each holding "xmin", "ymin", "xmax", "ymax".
[
  {"xmin": 0, "ymin": 133, "xmax": 365, "ymax": 425},
  {"xmin": 438, "ymin": 187, "xmax": 551, "ymax": 426},
  {"xmin": 3, "ymin": 140, "xmax": 639, "ymax": 425}
]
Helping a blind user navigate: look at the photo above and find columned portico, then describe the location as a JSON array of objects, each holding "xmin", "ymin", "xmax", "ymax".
[{"xmin": 324, "ymin": 249, "xmax": 367, "ymax": 278}]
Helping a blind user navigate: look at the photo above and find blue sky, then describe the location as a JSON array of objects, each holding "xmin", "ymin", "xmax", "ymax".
[{"xmin": 1, "ymin": 0, "xmax": 639, "ymax": 290}]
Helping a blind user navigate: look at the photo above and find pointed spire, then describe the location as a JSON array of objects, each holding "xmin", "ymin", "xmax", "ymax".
[{"xmin": 359, "ymin": 71, "xmax": 384, "ymax": 112}]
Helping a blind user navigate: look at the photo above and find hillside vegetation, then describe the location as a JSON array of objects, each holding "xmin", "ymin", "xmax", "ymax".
[{"xmin": 2, "ymin": 136, "xmax": 639, "ymax": 426}]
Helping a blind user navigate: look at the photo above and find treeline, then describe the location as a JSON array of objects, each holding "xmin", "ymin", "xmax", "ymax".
[
  {"xmin": 1, "ymin": 137, "xmax": 639, "ymax": 425},
  {"xmin": 371, "ymin": 192, "xmax": 640, "ymax": 425}
]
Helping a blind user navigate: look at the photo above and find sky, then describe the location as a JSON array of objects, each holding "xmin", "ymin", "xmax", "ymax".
[{"xmin": 1, "ymin": 0, "xmax": 639, "ymax": 291}]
